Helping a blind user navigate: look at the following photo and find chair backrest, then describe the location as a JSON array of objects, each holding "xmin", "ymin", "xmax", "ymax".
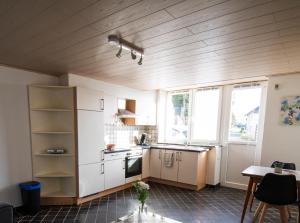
[
  {"xmin": 271, "ymin": 161, "xmax": 296, "ymax": 170},
  {"xmin": 254, "ymin": 173, "xmax": 297, "ymax": 205}
]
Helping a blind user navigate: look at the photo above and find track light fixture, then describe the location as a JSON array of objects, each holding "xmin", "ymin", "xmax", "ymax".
[
  {"xmin": 138, "ymin": 54, "xmax": 143, "ymax": 65},
  {"xmin": 131, "ymin": 50, "xmax": 137, "ymax": 60},
  {"xmin": 108, "ymin": 35, "xmax": 144, "ymax": 65},
  {"xmin": 116, "ymin": 44, "xmax": 122, "ymax": 58}
]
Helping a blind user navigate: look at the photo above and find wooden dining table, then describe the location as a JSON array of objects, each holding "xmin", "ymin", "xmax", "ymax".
[{"xmin": 240, "ymin": 165, "xmax": 300, "ymax": 223}]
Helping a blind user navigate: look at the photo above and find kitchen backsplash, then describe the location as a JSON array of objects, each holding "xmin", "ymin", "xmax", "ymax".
[{"xmin": 105, "ymin": 124, "xmax": 157, "ymax": 147}]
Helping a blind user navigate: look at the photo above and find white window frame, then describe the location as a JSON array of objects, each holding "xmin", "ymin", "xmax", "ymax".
[
  {"xmin": 225, "ymin": 83, "xmax": 264, "ymax": 145},
  {"xmin": 190, "ymin": 87, "xmax": 223, "ymax": 144},
  {"xmin": 164, "ymin": 90, "xmax": 191, "ymax": 144},
  {"xmin": 164, "ymin": 87, "xmax": 222, "ymax": 145}
]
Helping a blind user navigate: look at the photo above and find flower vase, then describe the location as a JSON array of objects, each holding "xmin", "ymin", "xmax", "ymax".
[{"xmin": 139, "ymin": 202, "xmax": 146, "ymax": 213}]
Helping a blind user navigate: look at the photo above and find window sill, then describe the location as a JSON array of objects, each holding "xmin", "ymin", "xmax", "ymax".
[{"xmin": 225, "ymin": 141, "xmax": 257, "ymax": 146}]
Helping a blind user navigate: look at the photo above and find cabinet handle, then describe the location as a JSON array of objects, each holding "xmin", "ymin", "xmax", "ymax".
[
  {"xmin": 123, "ymin": 160, "xmax": 125, "ymax": 169},
  {"xmin": 101, "ymin": 163, "xmax": 104, "ymax": 174},
  {"xmin": 100, "ymin": 99, "xmax": 104, "ymax": 111},
  {"xmin": 159, "ymin": 150, "xmax": 162, "ymax": 160},
  {"xmin": 101, "ymin": 150, "xmax": 105, "ymax": 161},
  {"xmin": 179, "ymin": 152, "xmax": 182, "ymax": 161},
  {"xmin": 175, "ymin": 152, "xmax": 178, "ymax": 161}
]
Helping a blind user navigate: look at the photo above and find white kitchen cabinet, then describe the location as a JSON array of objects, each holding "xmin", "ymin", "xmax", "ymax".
[
  {"xmin": 76, "ymin": 87, "xmax": 104, "ymax": 111},
  {"xmin": 177, "ymin": 151, "xmax": 199, "ymax": 185},
  {"xmin": 103, "ymin": 93, "xmax": 117, "ymax": 124},
  {"xmin": 150, "ymin": 149, "xmax": 162, "ymax": 178},
  {"xmin": 142, "ymin": 149, "xmax": 150, "ymax": 178},
  {"xmin": 104, "ymin": 158, "xmax": 125, "ymax": 189},
  {"xmin": 161, "ymin": 150, "xmax": 179, "ymax": 182},
  {"xmin": 79, "ymin": 163, "xmax": 104, "ymax": 197},
  {"xmin": 135, "ymin": 93, "xmax": 156, "ymax": 125},
  {"xmin": 77, "ymin": 110, "xmax": 104, "ymax": 165}
]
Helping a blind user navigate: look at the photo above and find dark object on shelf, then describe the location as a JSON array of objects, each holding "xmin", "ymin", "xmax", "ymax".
[
  {"xmin": 46, "ymin": 148, "xmax": 65, "ymax": 154},
  {"xmin": 0, "ymin": 202, "xmax": 13, "ymax": 223},
  {"xmin": 19, "ymin": 181, "xmax": 41, "ymax": 215}
]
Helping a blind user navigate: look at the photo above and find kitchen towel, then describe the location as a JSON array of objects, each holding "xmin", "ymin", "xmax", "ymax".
[{"xmin": 164, "ymin": 152, "xmax": 174, "ymax": 168}]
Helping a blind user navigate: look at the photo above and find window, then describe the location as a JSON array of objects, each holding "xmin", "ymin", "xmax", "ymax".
[
  {"xmin": 165, "ymin": 92, "xmax": 190, "ymax": 142},
  {"xmin": 228, "ymin": 85, "xmax": 262, "ymax": 142},
  {"xmin": 191, "ymin": 88, "xmax": 220, "ymax": 142}
]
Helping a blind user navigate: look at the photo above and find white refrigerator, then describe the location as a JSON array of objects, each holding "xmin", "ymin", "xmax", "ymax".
[{"xmin": 76, "ymin": 87, "xmax": 105, "ymax": 197}]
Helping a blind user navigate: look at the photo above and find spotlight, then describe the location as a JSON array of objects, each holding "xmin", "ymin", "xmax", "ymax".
[
  {"xmin": 108, "ymin": 35, "xmax": 144, "ymax": 64},
  {"xmin": 116, "ymin": 44, "xmax": 122, "ymax": 58},
  {"xmin": 131, "ymin": 50, "xmax": 137, "ymax": 60},
  {"xmin": 138, "ymin": 54, "xmax": 143, "ymax": 65}
]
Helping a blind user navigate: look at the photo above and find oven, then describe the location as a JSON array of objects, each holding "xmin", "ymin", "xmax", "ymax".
[{"xmin": 125, "ymin": 150, "xmax": 142, "ymax": 178}]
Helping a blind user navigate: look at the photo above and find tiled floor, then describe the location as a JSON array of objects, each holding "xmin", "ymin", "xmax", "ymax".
[{"xmin": 16, "ymin": 182, "xmax": 298, "ymax": 223}]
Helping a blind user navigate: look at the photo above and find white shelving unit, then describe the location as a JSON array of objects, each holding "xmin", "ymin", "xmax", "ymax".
[{"xmin": 28, "ymin": 85, "xmax": 77, "ymax": 203}]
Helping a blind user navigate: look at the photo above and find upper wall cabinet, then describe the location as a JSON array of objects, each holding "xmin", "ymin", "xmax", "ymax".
[
  {"xmin": 135, "ymin": 93, "xmax": 156, "ymax": 126},
  {"xmin": 76, "ymin": 87, "xmax": 104, "ymax": 111},
  {"xmin": 103, "ymin": 94, "xmax": 118, "ymax": 125}
]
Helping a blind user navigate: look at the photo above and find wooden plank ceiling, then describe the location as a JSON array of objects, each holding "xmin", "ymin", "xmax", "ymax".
[{"xmin": 0, "ymin": 0, "xmax": 300, "ymax": 90}]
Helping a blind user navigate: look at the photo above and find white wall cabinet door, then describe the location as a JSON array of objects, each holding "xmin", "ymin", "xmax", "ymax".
[
  {"xmin": 104, "ymin": 159, "xmax": 125, "ymax": 190},
  {"xmin": 135, "ymin": 93, "xmax": 156, "ymax": 125},
  {"xmin": 142, "ymin": 149, "xmax": 150, "ymax": 178},
  {"xmin": 103, "ymin": 93, "xmax": 117, "ymax": 124},
  {"xmin": 78, "ymin": 110, "xmax": 104, "ymax": 165},
  {"xmin": 79, "ymin": 163, "xmax": 104, "ymax": 197},
  {"xmin": 161, "ymin": 150, "xmax": 179, "ymax": 182},
  {"xmin": 177, "ymin": 151, "xmax": 198, "ymax": 185},
  {"xmin": 77, "ymin": 87, "xmax": 104, "ymax": 111},
  {"xmin": 150, "ymin": 149, "xmax": 162, "ymax": 178}
]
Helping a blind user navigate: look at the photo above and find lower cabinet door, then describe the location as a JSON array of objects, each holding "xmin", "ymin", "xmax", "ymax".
[
  {"xmin": 150, "ymin": 149, "xmax": 162, "ymax": 178},
  {"xmin": 104, "ymin": 159, "xmax": 125, "ymax": 190},
  {"xmin": 142, "ymin": 149, "xmax": 150, "ymax": 178},
  {"xmin": 79, "ymin": 163, "xmax": 104, "ymax": 197},
  {"xmin": 177, "ymin": 151, "xmax": 199, "ymax": 185},
  {"xmin": 161, "ymin": 150, "xmax": 179, "ymax": 182}
]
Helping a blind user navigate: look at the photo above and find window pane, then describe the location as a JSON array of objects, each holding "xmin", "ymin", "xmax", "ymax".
[
  {"xmin": 192, "ymin": 88, "xmax": 220, "ymax": 141},
  {"xmin": 166, "ymin": 92, "xmax": 189, "ymax": 142},
  {"xmin": 228, "ymin": 86, "xmax": 262, "ymax": 142}
]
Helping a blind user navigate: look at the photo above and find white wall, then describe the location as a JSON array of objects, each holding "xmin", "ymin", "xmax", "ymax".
[
  {"xmin": 0, "ymin": 65, "xmax": 57, "ymax": 206},
  {"xmin": 261, "ymin": 73, "xmax": 300, "ymax": 169}
]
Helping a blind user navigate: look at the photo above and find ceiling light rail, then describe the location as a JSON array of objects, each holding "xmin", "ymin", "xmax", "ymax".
[{"xmin": 108, "ymin": 35, "xmax": 144, "ymax": 65}]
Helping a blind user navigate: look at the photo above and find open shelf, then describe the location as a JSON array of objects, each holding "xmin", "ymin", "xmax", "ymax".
[
  {"xmin": 34, "ymin": 153, "xmax": 73, "ymax": 157},
  {"xmin": 41, "ymin": 191, "xmax": 75, "ymax": 198},
  {"xmin": 35, "ymin": 172, "xmax": 74, "ymax": 178},
  {"xmin": 32, "ymin": 131, "xmax": 73, "ymax": 134},
  {"xmin": 28, "ymin": 85, "xmax": 76, "ymax": 202},
  {"xmin": 30, "ymin": 85, "xmax": 73, "ymax": 89},
  {"xmin": 31, "ymin": 108, "xmax": 73, "ymax": 112}
]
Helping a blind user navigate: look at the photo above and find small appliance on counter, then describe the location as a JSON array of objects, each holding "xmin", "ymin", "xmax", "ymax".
[
  {"xmin": 138, "ymin": 133, "xmax": 149, "ymax": 146},
  {"xmin": 46, "ymin": 148, "xmax": 66, "ymax": 154}
]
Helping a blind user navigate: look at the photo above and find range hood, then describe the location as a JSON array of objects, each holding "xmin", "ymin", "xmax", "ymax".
[{"xmin": 117, "ymin": 109, "xmax": 136, "ymax": 118}]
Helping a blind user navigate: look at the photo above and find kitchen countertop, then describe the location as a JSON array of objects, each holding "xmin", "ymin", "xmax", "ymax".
[
  {"xmin": 150, "ymin": 144, "xmax": 214, "ymax": 153},
  {"xmin": 105, "ymin": 144, "xmax": 218, "ymax": 154},
  {"xmin": 104, "ymin": 148, "xmax": 130, "ymax": 154}
]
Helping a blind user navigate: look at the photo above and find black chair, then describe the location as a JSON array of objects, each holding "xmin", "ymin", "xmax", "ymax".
[
  {"xmin": 249, "ymin": 161, "xmax": 296, "ymax": 211},
  {"xmin": 252, "ymin": 173, "xmax": 297, "ymax": 223}
]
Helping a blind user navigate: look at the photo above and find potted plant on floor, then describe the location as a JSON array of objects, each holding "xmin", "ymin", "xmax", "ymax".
[{"xmin": 133, "ymin": 181, "xmax": 150, "ymax": 213}]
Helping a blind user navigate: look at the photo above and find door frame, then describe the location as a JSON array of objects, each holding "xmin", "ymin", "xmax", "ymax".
[{"xmin": 219, "ymin": 82, "xmax": 268, "ymax": 189}]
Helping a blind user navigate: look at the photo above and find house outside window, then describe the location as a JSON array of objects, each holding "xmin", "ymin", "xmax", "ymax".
[{"xmin": 228, "ymin": 85, "xmax": 262, "ymax": 142}]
